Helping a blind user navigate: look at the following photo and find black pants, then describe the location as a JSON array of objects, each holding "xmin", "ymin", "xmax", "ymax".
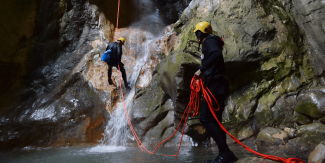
[
  {"xmin": 200, "ymin": 94, "xmax": 231, "ymax": 153},
  {"xmin": 108, "ymin": 62, "xmax": 128, "ymax": 86}
]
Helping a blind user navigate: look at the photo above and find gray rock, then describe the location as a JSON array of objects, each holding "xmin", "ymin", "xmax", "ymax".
[
  {"xmin": 257, "ymin": 127, "xmax": 288, "ymax": 146},
  {"xmin": 308, "ymin": 141, "xmax": 325, "ymax": 163},
  {"xmin": 284, "ymin": 127, "xmax": 296, "ymax": 138},
  {"xmin": 296, "ymin": 123, "xmax": 325, "ymax": 137},
  {"xmin": 296, "ymin": 125, "xmax": 325, "ymax": 158},
  {"xmin": 237, "ymin": 125, "xmax": 254, "ymax": 141},
  {"xmin": 285, "ymin": 137, "xmax": 301, "ymax": 155}
]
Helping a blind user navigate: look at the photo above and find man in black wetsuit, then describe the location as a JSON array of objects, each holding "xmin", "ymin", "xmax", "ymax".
[
  {"xmin": 193, "ymin": 22, "xmax": 238, "ymax": 163},
  {"xmin": 106, "ymin": 37, "xmax": 130, "ymax": 89}
]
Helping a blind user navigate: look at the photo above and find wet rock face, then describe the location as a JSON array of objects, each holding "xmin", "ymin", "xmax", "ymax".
[
  {"xmin": 0, "ymin": 0, "xmax": 114, "ymax": 150},
  {"xmin": 153, "ymin": 0, "xmax": 191, "ymax": 25},
  {"xmin": 288, "ymin": 0, "xmax": 325, "ymax": 76}
]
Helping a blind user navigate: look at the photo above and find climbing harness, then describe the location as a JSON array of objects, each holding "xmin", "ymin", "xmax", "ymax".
[{"xmin": 114, "ymin": 0, "xmax": 305, "ymax": 162}]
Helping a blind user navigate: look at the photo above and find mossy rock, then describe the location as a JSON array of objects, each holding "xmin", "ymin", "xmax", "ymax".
[
  {"xmin": 295, "ymin": 114, "xmax": 313, "ymax": 125},
  {"xmin": 294, "ymin": 101, "xmax": 323, "ymax": 119}
]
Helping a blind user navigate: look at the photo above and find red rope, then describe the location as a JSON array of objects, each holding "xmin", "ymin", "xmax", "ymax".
[
  {"xmin": 118, "ymin": 66, "xmax": 194, "ymax": 156},
  {"xmin": 116, "ymin": 67, "xmax": 306, "ymax": 162},
  {"xmin": 197, "ymin": 77, "xmax": 305, "ymax": 163},
  {"xmin": 115, "ymin": 0, "xmax": 121, "ymax": 41}
]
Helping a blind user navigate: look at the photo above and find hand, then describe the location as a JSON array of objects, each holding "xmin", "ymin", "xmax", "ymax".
[{"xmin": 194, "ymin": 69, "xmax": 202, "ymax": 78}]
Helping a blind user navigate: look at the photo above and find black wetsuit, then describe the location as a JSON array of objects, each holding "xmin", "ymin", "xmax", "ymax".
[
  {"xmin": 199, "ymin": 35, "xmax": 231, "ymax": 153},
  {"xmin": 105, "ymin": 42, "xmax": 128, "ymax": 86}
]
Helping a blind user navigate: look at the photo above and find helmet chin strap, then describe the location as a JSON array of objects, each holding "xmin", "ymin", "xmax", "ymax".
[
  {"xmin": 198, "ymin": 42, "xmax": 201, "ymax": 51},
  {"xmin": 195, "ymin": 31, "xmax": 204, "ymax": 51}
]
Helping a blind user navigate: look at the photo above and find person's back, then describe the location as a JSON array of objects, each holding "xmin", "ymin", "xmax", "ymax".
[{"xmin": 106, "ymin": 42, "xmax": 122, "ymax": 65}]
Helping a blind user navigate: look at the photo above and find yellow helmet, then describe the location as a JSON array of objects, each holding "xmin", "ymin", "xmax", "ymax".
[
  {"xmin": 118, "ymin": 37, "xmax": 125, "ymax": 45},
  {"xmin": 193, "ymin": 21, "xmax": 212, "ymax": 34}
]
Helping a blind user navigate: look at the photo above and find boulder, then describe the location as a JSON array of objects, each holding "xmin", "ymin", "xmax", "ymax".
[
  {"xmin": 296, "ymin": 125, "xmax": 325, "ymax": 158},
  {"xmin": 257, "ymin": 127, "xmax": 288, "ymax": 146},
  {"xmin": 308, "ymin": 141, "xmax": 325, "ymax": 163},
  {"xmin": 285, "ymin": 137, "xmax": 301, "ymax": 155},
  {"xmin": 296, "ymin": 123, "xmax": 325, "ymax": 137},
  {"xmin": 295, "ymin": 89, "xmax": 325, "ymax": 119},
  {"xmin": 284, "ymin": 127, "xmax": 296, "ymax": 138},
  {"xmin": 237, "ymin": 125, "xmax": 254, "ymax": 141}
]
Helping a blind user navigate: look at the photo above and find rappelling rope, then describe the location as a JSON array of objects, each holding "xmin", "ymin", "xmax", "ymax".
[
  {"xmin": 114, "ymin": 0, "xmax": 305, "ymax": 162},
  {"xmin": 115, "ymin": 0, "xmax": 121, "ymax": 41}
]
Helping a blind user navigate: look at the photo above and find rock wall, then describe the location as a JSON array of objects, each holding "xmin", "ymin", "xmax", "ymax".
[
  {"xmin": 0, "ymin": 0, "xmax": 114, "ymax": 150},
  {"xmin": 153, "ymin": 0, "xmax": 325, "ymax": 159}
]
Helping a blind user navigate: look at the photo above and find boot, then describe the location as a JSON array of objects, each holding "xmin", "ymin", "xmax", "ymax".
[
  {"xmin": 124, "ymin": 81, "xmax": 131, "ymax": 90},
  {"xmin": 205, "ymin": 151, "xmax": 238, "ymax": 163}
]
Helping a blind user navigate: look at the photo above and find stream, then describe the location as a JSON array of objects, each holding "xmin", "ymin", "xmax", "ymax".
[{"xmin": 0, "ymin": 144, "xmax": 302, "ymax": 163}]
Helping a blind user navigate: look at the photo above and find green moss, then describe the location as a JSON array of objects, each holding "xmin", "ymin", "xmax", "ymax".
[
  {"xmin": 294, "ymin": 101, "xmax": 322, "ymax": 118},
  {"xmin": 295, "ymin": 114, "xmax": 313, "ymax": 125},
  {"xmin": 254, "ymin": 109, "xmax": 273, "ymax": 126}
]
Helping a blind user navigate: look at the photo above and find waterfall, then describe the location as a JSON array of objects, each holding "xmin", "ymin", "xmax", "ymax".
[{"xmin": 90, "ymin": 0, "xmax": 170, "ymax": 152}]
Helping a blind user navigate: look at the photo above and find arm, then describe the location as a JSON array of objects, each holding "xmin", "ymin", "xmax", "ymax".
[{"xmin": 200, "ymin": 38, "xmax": 222, "ymax": 73}]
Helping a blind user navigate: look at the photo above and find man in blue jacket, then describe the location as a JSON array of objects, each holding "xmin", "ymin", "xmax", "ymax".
[
  {"xmin": 106, "ymin": 37, "xmax": 130, "ymax": 89},
  {"xmin": 193, "ymin": 22, "xmax": 238, "ymax": 163}
]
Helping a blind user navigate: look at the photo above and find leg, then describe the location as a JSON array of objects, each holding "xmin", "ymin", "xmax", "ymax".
[
  {"xmin": 118, "ymin": 63, "xmax": 128, "ymax": 87},
  {"xmin": 200, "ymin": 98, "xmax": 230, "ymax": 153},
  {"xmin": 108, "ymin": 65, "xmax": 113, "ymax": 84},
  {"xmin": 200, "ymin": 95, "xmax": 238, "ymax": 163}
]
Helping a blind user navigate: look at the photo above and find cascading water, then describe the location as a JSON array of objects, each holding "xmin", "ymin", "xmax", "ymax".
[{"xmin": 90, "ymin": 0, "xmax": 170, "ymax": 152}]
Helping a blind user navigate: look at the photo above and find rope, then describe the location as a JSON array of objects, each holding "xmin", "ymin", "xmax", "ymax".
[
  {"xmin": 117, "ymin": 66, "xmax": 306, "ymax": 162},
  {"xmin": 115, "ymin": 0, "xmax": 121, "ymax": 41},
  {"xmin": 197, "ymin": 78, "xmax": 305, "ymax": 163},
  {"xmin": 117, "ymin": 66, "xmax": 200, "ymax": 156}
]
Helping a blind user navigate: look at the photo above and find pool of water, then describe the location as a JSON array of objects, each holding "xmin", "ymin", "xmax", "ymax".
[{"xmin": 0, "ymin": 144, "xmax": 305, "ymax": 163}]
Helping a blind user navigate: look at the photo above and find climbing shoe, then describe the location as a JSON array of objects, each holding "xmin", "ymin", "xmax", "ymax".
[
  {"xmin": 205, "ymin": 151, "xmax": 238, "ymax": 163},
  {"xmin": 125, "ymin": 82, "xmax": 131, "ymax": 90}
]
